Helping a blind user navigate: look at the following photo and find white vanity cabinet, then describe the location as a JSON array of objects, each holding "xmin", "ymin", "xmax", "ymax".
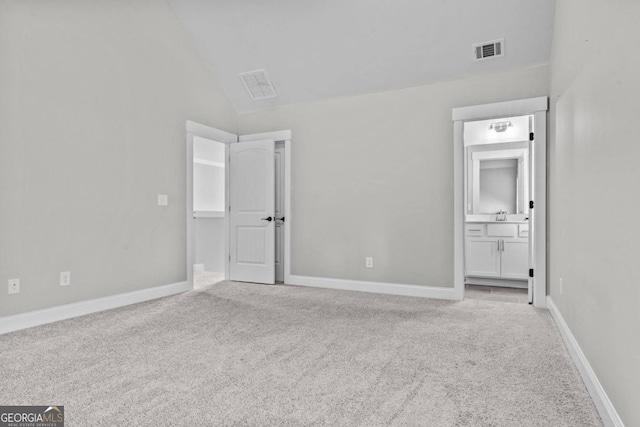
[
  {"xmin": 466, "ymin": 238, "xmax": 501, "ymax": 277},
  {"xmin": 501, "ymin": 239, "xmax": 529, "ymax": 279},
  {"xmin": 465, "ymin": 223, "xmax": 529, "ymax": 281}
]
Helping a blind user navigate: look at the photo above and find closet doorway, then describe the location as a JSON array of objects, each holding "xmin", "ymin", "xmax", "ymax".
[
  {"xmin": 187, "ymin": 123, "xmax": 236, "ymax": 289},
  {"xmin": 186, "ymin": 123, "xmax": 291, "ymax": 289},
  {"xmin": 192, "ymin": 135, "xmax": 226, "ymax": 288}
]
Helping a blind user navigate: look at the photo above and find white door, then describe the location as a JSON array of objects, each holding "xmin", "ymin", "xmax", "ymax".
[
  {"xmin": 501, "ymin": 240, "xmax": 529, "ymax": 279},
  {"xmin": 229, "ymin": 139, "xmax": 275, "ymax": 284},
  {"xmin": 274, "ymin": 143, "xmax": 285, "ymax": 283},
  {"xmin": 465, "ymin": 238, "xmax": 501, "ymax": 278}
]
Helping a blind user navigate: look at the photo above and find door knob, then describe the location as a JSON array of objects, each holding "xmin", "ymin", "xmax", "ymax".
[
  {"xmin": 261, "ymin": 216, "xmax": 273, "ymax": 222},
  {"xmin": 275, "ymin": 216, "xmax": 285, "ymax": 222}
]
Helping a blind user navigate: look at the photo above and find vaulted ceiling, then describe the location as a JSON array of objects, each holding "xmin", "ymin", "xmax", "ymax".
[{"xmin": 168, "ymin": 0, "xmax": 556, "ymax": 113}]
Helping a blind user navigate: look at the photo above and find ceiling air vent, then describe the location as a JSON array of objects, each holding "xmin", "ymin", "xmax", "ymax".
[
  {"xmin": 239, "ymin": 69, "xmax": 277, "ymax": 100},
  {"xmin": 473, "ymin": 39, "xmax": 504, "ymax": 61}
]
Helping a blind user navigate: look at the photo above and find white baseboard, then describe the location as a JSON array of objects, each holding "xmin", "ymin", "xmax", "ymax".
[
  {"xmin": 547, "ymin": 297, "xmax": 624, "ymax": 427},
  {"xmin": 0, "ymin": 281, "xmax": 192, "ymax": 335},
  {"xmin": 193, "ymin": 264, "xmax": 205, "ymax": 273},
  {"xmin": 289, "ymin": 275, "xmax": 462, "ymax": 300}
]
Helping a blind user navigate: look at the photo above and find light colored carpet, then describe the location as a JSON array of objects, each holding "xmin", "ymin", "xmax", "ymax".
[{"xmin": 0, "ymin": 281, "xmax": 601, "ymax": 426}]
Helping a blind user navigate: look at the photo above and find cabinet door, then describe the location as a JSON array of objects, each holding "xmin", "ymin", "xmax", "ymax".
[
  {"xmin": 465, "ymin": 238, "xmax": 501, "ymax": 278},
  {"xmin": 501, "ymin": 239, "xmax": 529, "ymax": 279}
]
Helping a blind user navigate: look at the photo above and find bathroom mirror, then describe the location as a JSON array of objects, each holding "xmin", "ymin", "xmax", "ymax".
[
  {"xmin": 467, "ymin": 146, "xmax": 529, "ymax": 215},
  {"xmin": 479, "ymin": 158, "xmax": 518, "ymax": 213}
]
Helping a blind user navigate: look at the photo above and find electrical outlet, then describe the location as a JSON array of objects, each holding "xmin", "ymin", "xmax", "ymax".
[
  {"xmin": 8, "ymin": 278, "xmax": 20, "ymax": 295},
  {"xmin": 60, "ymin": 271, "xmax": 71, "ymax": 287},
  {"xmin": 365, "ymin": 257, "xmax": 373, "ymax": 268},
  {"xmin": 559, "ymin": 277, "xmax": 563, "ymax": 295},
  {"xmin": 157, "ymin": 194, "xmax": 168, "ymax": 206}
]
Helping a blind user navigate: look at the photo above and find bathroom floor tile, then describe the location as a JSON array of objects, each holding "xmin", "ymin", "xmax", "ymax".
[{"xmin": 465, "ymin": 284, "xmax": 528, "ymax": 304}]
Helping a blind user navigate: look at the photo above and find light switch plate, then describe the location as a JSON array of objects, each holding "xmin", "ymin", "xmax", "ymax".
[
  {"xmin": 60, "ymin": 271, "xmax": 71, "ymax": 287},
  {"xmin": 8, "ymin": 278, "xmax": 20, "ymax": 295},
  {"xmin": 365, "ymin": 257, "xmax": 373, "ymax": 268},
  {"xmin": 158, "ymin": 194, "xmax": 168, "ymax": 206}
]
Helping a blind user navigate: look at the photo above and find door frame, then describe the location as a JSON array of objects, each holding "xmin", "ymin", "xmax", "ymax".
[
  {"xmin": 239, "ymin": 130, "xmax": 292, "ymax": 284},
  {"xmin": 186, "ymin": 124, "xmax": 293, "ymax": 287},
  {"xmin": 186, "ymin": 121, "xmax": 237, "ymax": 289},
  {"xmin": 452, "ymin": 97, "xmax": 548, "ymax": 307}
]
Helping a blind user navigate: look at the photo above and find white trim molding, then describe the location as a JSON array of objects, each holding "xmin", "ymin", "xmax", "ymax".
[
  {"xmin": 283, "ymin": 140, "xmax": 292, "ymax": 284},
  {"xmin": 0, "ymin": 281, "xmax": 190, "ymax": 335},
  {"xmin": 452, "ymin": 96, "xmax": 548, "ymax": 121},
  {"xmin": 547, "ymin": 297, "xmax": 625, "ymax": 427},
  {"xmin": 289, "ymin": 275, "xmax": 462, "ymax": 301},
  {"xmin": 186, "ymin": 120, "xmax": 237, "ymax": 143},
  {"xmin": 239, "ymin": 130, "xmax": 292, "ymax": 142}
]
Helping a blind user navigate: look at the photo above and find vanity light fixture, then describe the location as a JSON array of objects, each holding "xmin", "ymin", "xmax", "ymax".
[{"xmin": 489, "ymin": 121, "xmax": 513, "ymax": 133}]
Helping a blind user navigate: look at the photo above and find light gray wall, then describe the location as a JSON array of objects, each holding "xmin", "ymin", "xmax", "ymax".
[
  {"xmin": 0, "ymin": 0, "xmax": 237, "ymax": 317},
  {"xmin": 195, "ymin": 219, "xmax": 225, "ymax": 273},
  {"xmin": 239, "ymin": 65, "xmax": 548, "ymax": 287},
  {"xmin": 548, "ymin": 0, "xmax": 640, "ymax": 425}
]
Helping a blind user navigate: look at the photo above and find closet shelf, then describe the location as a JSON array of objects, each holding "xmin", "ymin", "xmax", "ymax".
[
  {"xmin": 194, "ymin": 158, "xmax": 225, "ymax": 168},
  {"xmin": 193, "ymin": 211, "xmax": 225, "ymax": 218}
]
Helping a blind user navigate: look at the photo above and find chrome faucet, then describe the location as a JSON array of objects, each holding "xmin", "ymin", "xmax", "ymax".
[{"xmin": 496, "ymin": 210, "xmax": 507, "ymax": 221}]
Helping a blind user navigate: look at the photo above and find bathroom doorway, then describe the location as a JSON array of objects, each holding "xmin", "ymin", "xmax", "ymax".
[
  {"xmin": 452, "ymin": 97, "xmax": 548, "ymax": 307},
  {"xmin": 464, "ymin": 115, "xmax": 532, "ymax": 302}
]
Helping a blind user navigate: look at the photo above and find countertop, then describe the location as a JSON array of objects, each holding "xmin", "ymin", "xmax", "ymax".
[{"xmin": 465, "ymin": 220, "xmax": 528, "ymax": 224}]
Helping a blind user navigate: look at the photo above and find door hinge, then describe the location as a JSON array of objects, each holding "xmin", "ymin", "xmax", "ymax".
[
  {"xmin": 228, "ymin": 205, "xmax": 231, "ymax": 212},
  {"xmin": 529, "ymin": 200, "xmax": 534, "ymax": 209},
  {"xmin": 229, "ymin": 255, "xmax": 231, "ymax": 261},
  {"xmin": 529, "ymin": 269, "xmax": 534, "ymax": 278},
  {"xmin": 529, "ymin": 132, "xmax": 534, "ymax": 141}
]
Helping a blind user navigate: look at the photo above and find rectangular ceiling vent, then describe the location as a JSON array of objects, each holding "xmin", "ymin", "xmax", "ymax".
[
  {"xmin": 473, "ymin": 39, "xmax": 504, "ymax": 61},
  {"xmin": 239, "ymin": 69, "xmax": 277, "ymax": 100}
]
